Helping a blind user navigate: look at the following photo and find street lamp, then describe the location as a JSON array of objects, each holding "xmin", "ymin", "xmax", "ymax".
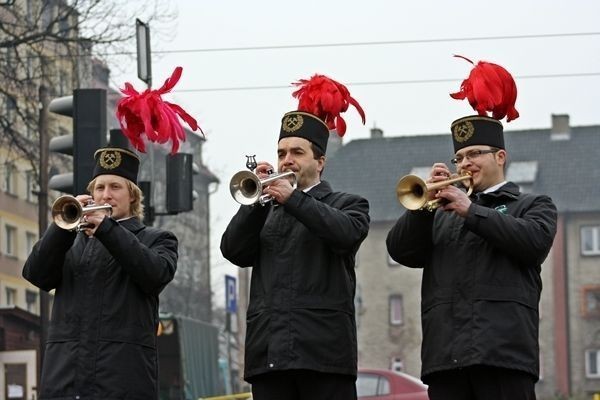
[{"xmin": 136, "ymin": 18, "xmax": 152, "ymax": 88}]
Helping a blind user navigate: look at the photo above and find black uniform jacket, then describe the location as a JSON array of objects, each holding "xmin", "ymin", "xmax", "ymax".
[
  {"xmin": 221, "ymin": 181, "xmax": 370, "ymax": 381},
  {"xmin": 23, "ymin": 217, "xmax": 178, "ymax": 400},
  {"xmin": 386, "ymin": 182, "xmax": 557, "ymax": 382}
]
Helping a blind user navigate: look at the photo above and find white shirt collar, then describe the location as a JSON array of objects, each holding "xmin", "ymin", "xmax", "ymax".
[
  {"xmin": 303, "ymin": 181, "xmax": 321, "ymax": 193},
  {"xmin": 482, "ymin": 181, "xmax": 507, "ymax": 194}
]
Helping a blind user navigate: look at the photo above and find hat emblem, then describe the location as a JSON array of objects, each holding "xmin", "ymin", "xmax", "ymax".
[
  {"xmin": 282, "ymin": 114, "xmax": 304, "ymax": 133},
  {"xmin": 99, "ymin": 150, "xmax": 122, "ymax": 170},
  {"xmin": 453, "ymin": 121, "xmax": 475, "ymax": 143}
]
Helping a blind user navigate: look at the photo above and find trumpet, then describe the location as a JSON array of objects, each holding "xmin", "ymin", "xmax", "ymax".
[
  {"xmin": 229, "ymin": 170, "xmax": 297, "ymax": 205},
  {"xmin": 396, "ymin": 172, "xmax": 473, "ymax": 211},
  {"xmin": 51, "ymin": 195, "xmax": 112, "ymax": 231}
]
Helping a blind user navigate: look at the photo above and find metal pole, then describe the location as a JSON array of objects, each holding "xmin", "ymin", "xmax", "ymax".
[
  {"xmin": 37, "ymin": 84, "xmax": 50, "ymax": 375},
  {"xmin": 237, "ymin": 268, "xmax": 249, "ymax": 391}
]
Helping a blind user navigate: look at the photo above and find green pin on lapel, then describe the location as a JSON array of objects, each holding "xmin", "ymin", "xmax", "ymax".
[{"xmin": 495, "ymin": 204, "xmax": 508, "ymax": 214}]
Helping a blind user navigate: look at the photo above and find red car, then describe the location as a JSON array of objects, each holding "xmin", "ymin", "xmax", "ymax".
[{"xmin": 357, "ymin": 369, "xmax": 429, "ymax": 400}]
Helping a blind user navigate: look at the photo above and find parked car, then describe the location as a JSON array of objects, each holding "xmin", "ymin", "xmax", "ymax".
[{"xmin": 357, "ymin": 368, "xmax": 429, "ymax": 400}]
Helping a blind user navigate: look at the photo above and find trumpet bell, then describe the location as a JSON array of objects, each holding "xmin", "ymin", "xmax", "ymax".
[
  {"xmin": 51, "ymin": 195, "xmax": 113, "ymax": 231},
  {"xmin": 396, "ymin": 175, "xmax": 429, "ymax": 210},
  {"xmin": 229, "ymin": 170, "xmax": 297, "ymax": 205},
  {"xmin": 230, "ymin": 171, "xmax": 262, "ymax": 205},
  {"xmin": 52, "ymin": 195, "xmax": 84, "ymax": 230}
]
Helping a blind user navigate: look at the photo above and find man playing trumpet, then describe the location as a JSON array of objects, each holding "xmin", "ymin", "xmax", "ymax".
[
  {"xmin": 221, "ymin": 74, "xmax": 370, "ymax": 400},
  {"xmin": 23, "ymin": 145, "xmax": 178, "ymax": 400},
  {"xmin": 387, "ymin": 58, "xmax": 557, "ymax": 400}
]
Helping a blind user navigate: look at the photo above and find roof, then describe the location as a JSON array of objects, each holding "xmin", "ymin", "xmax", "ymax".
[
  {"xmin": 323, "ymin": 124, "xmax": 600, "ymax": 222},
  {"xmin": 0, "ymin": 306, "xmax": 40, "ymax": 327}
]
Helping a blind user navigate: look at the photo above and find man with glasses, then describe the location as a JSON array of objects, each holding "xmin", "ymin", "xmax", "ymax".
[{"xmin": 386, "ymin": 114, "xmax": 557, "ymax": 400}]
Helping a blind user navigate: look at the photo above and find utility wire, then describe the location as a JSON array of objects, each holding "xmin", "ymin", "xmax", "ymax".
[
  {"xmin": 150, "ymin": 31, "xmax": 600, "ymax": 55},
  {"xmin": 41, "ymin": 31, "xmax": 600, "ymax": 59},
  {"xmin": 88, "ymin": 31, "xmax": 600, "ymax": 57},
  {"xmin": 172, "ymin": 72, "xmax": 600, "ymax": 93}
]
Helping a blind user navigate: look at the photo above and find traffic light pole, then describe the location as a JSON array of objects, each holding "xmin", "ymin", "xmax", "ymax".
[{"xmin": 37, "ymin": 85, "xmax": 50, "ymax": 373}]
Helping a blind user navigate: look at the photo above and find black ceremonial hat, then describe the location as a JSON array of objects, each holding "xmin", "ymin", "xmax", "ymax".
[
  {"xmin": 92, "ymin": 147, "xmax": 140, "ymax": 184},
  {"xmin": 451, "ymin": 115, "xmax": 504, "ymax": 152}
]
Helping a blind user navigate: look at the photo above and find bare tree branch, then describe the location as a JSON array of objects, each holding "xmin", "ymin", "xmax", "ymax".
[{"xmin": 1, "ymin": 0, "xmax": 176, "ymax": 187}]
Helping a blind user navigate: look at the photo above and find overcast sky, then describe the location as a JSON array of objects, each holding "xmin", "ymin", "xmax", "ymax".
[{"xmin": 108, "ymin": 0, "xmax": 600, "ymax": 303}]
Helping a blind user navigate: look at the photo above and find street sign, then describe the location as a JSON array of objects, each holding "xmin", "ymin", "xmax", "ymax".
[{"xmin": 225, "ymin": 275, "xmax": 237, "ymax": 314}]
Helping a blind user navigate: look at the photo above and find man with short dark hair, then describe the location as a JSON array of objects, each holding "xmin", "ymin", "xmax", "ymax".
[
  {"xmin": 221, "ymin": 74, "xmax": 370, "ymax": 400},
  {"xmin": 23, "ymin": 146, "xmax": 178, "ymax": 400}
]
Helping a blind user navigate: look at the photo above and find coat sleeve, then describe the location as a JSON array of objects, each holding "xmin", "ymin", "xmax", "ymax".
[
  {"xmin": 220, "ymin": 204, "xmax": 270, "ymax": 267},
  {"xmin": 283, "ymin": 190, "xmax": 370, "ymax": 253},
  {"xmin": 464, "ymin": 194, "xmax": 558, "ymax": 266},
  {"xmin": 22, "ymin": 224, "xmax": 77, "ymax": 291},
  {"xmin": 94, "ymin": 218, "xmax": 178, "ymax": 295},
  {"xmin": 386, "ymin": 209, "xmax": 435, "ymax": 268}
]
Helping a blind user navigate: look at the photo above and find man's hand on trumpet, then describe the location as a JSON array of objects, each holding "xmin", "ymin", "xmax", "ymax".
[
  {"xmin": 436, "ymin": 184, "xmax": 472, "ymax": 217},
  {"xmin": 255, "ymin": 161, "xmax": 275, "ymax": 179},
  {"xmin": 427, "ymin": 163, "xmax": 452, "ymax": 202},
  {"xmin": 262, "ymin": 177, "xmax": 294, "ymax": 205},
  {"xmin": 254, "ymin": 161, "xmax": 295, "ymax": 205},
  {"xmin": 74, "ymin": 194, "xmax": 110, "ymax": 237},
  {"xmin": 428, "ymin": 163, "xmax": 472, "ymax": 217}
]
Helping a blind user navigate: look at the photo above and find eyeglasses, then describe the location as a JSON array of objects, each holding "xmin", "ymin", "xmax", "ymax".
[{"xmin": 450, "ymin": 149, "xmax": 499, "ymax": 165}]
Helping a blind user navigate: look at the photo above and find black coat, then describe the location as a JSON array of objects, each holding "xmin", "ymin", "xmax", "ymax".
[
  {"xmin": 23, "ymin": 217, "xmax": 178, "ymax": 400},
  {"xmin": 221, "ymin": 181, "xmax": 370, "ymax": 380},
  {"xmin": 386, "ymin": 182, "xmax": 557, "ymax": 382}
]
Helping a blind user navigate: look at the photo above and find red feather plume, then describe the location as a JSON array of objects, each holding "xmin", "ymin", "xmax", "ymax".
[
  {"xmin": 116, "ymin": 66, "xmax": 202, "ymax": 154},
  {"xmin": 292, "ymin": 74, "xmax": 366, "ymax": 136},
  {"xmin": 450, "ymin": 55, "xmax": 519, "ymax": 122}
]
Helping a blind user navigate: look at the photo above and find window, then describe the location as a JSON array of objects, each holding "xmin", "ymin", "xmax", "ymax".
[
  {"xmin": 26, "ymin": 52, "xmax": 35, "ymax": 79},
  {"xmin": 26, "ymin": 231, "xmax": 37, "ymax": 255},
  {"xmin": 585, "ymin": 349, "xmax": 600, "ymax": 378},
  {"xmin": 389, "ymin": 294, "xmax": 404, "ymax": 326},
  {"xmin": 5, "ymin": 225, "xmax": 17, "ymax": 256},
  {"xmin": 41, "ymin": 2, "xmax": 54, "ymax": 29},
  {"xmin": 356, "ymin": 373, "xmax": 391, "ymax": 397},
  {"xmin": 26, "ymin": 0, "xmax": 35, "ymax": 23},
  {"xmin": 59, "ymin": 70, "xmax": 69, "ymax": 96},
  {"xmin": 506, "ymin": 161, "xmax": 538, "ymax": 194},
  {"xmin": 26, "ymin": 171, "xmax": 38, "ymax": 202},
  {"xmin": 582, "ymin": 226, "xmax": 600, "ymax": 255},
  {"xmin": 5, "ymin": 287, "xmax": 17, "ymax": 306},
  {"xmin": 582, "ymin": 286, "xmax": 600, "ymax": 318},
  {"xmin": 4, "ymin": 163, "xmax": 17, "ymax": 194},
  {"xmin": 26, "ymin": 290, "xmax": 38, "ymax": 314},
  {"xmin": 5, "ymin": 95, "xmax": 17, "ymax": 122}
]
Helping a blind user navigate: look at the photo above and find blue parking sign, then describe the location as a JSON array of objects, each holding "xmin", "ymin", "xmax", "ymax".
[{"xmin": 225, "ymin": 275, "xmax": 237, "ymax": 313}]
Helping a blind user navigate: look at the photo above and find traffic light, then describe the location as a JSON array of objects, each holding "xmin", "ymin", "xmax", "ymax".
[
  {"xmin": 166, "ymin": 153, "xmax": 194, "ymax": 213},
  {"xmin": 48, "ymin": 88, "xmax": 107, "ymax": 195},
  {"xmin": 140, "ymin": 152, "xmax": 195, "ymax": 226}
]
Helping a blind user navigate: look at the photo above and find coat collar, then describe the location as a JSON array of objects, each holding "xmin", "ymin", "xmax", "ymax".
[
  {"xmin": 479, "ymin": 181, "xmax": 521, "ymax": 200},
  {"xmin": 118, "ymin": 217, "xmax": 146, "ymax": 233},
  {"xmin": 305, "ymin": 180, "xmax": 333, "ymax": 200}
]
